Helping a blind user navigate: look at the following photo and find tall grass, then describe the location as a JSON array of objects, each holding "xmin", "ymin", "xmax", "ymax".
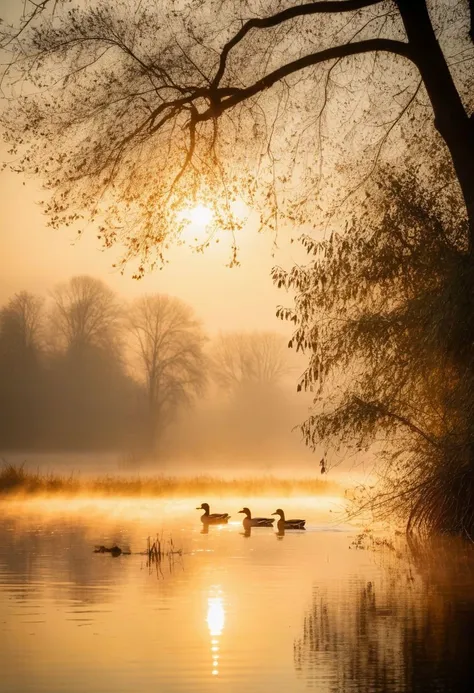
[{"xmin": 0, "ymin": 462, "xmax": 340, "ymax": 498}]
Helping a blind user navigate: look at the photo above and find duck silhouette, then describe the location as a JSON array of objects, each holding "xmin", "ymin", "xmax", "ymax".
[
  {"xmin": 238, "ymin": 507, "xmax": 275, "ymax": 529},
  {"xmin": 271, "ymin": 508, "xmax": 306, "ymax": 530},
  {"xmin": 196, "ymin": 503, "xmax": 230, "ymax": 524}
]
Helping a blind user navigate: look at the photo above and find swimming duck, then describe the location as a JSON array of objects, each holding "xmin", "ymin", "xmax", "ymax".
[
  {"xmin": 196, "ymin": 502, "xmax": 230, "ymax": 524},
  {"xmin": 271, "ymin": 508, "xmax": 306, "ymax": 530},
  {"xmin": 238, "ymin": 507, "xmax": 275, "ymax": 529},
  {"xmin": 94, "ymin": 545, "xmax": 123, "ymax": 557}
]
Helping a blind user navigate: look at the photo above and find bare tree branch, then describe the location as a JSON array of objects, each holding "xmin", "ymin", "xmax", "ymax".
[
  {"xmin": 205, "ymin": 38, "xmax": 413, "ymax": 120},
  {"xmin": 211, "ymin": 0, "xmax": 385, "ymax": 90}
]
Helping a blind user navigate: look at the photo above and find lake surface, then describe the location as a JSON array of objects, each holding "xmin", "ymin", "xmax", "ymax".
[{"xmin": 1, "ymin": 495, "xmax": 474, "ymax": 692}]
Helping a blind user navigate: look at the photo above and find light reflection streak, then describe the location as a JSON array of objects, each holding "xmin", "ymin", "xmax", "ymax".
[{"xmin": 206, "ymin": 588, "xmax": 225, "ymax": 677}]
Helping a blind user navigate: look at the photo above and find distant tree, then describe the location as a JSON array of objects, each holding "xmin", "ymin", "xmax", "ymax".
[
  {"xmin": 46, "ymin": 276, "xmax": 133, "ymax": 450},
  {"xmin": 0, "ymin": 291, "xmax": 44, "ymax": 447},
  {"xmin": 211, "ymin": 331, "xmax": 288, "ymax": 392},
  {"xmin": 49, "ymin": 275, "xmax": 121, "ymax": 353},
  {"xmin": 273, "ymin": 158, "xmax": 474, "ymax": 534},
  {"xmin": 126, "ymin": 294, "xmax": 207, "ymax": 452},
  {"xmin": 0, "ymin": 291, "xmax": 43, "ymax": 356},
  {"xmin": 209, "ymin": 331, "xmax": 294, "ymax": 459}
]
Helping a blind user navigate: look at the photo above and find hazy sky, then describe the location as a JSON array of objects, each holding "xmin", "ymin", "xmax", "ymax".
[
  {"xmin": 0, "ymin": 142, "xmax": 304, "ymax": 334},
  {"xmin": 0, "ymin": 0, "xmax": 313, "ymax": 337}
]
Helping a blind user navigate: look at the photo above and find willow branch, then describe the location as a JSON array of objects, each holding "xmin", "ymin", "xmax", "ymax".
[{"xmin": 352, "ymin": 396, "xmax": 440, "ymax": 449}]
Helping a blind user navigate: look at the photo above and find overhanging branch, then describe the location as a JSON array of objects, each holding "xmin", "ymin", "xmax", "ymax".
[
  {"xmin": 203, "ymin": 38, "xmax": 413, "ymax": 121},
  {"xmin": 212, "ymin": 0, "xmax": 385, "ymax": 89},
  {"xmin": 352, "ymin": 395, "xmax": 440, "ymax": 449}
]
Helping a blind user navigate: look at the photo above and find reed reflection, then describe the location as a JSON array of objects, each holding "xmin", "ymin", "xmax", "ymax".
[
  {"xmin": 294, "ymin": 563, "xmax": 474, "ymax": 692},
  {"xmin": 206, "ymin": 588, "xmax": 225, "ymax": 677}
]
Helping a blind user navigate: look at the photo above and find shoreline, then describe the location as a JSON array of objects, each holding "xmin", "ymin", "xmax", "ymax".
[{"xmin": 0, "ymin": 464, "xmax": 341, "ymax": 499}]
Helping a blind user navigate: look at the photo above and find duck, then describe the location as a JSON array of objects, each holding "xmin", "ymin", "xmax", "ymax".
[
  {"xmin": 238, "ymin": 507, "xmax": 275, "ymax": 529},
  {"xmin": 271, "ymin": 508, "xmax": 306, "ymax": 530},
  {"xmin": 196, "ymin": 502, "xmax": 230, "ymax": 524},
  {"xmin": 94, "ymin": 545, "xmax": 123, "ymax": 557}
]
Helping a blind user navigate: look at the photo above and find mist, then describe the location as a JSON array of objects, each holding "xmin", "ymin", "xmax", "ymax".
[{"xmin": 0, "ymin": 275, "xmax": 324, "ymax": 480}]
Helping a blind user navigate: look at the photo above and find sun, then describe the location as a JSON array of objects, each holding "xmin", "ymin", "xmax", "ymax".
[
  {"xmin": 178, "ymin": 203, "xmax": 214, "ymax": 245},
  {"xmin": 185, "ymin": 204, "xmax": 213, "ymax": 228}
]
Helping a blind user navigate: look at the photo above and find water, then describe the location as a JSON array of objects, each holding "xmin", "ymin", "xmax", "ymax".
[{"xmin": 1, "ymin": 495, "xmax": 474, "ymax": 693}]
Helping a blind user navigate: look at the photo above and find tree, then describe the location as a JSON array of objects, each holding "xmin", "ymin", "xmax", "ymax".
[
  {"xmin": 126, "ymin": 294, "xmax": 207, "ymax": 452},
  {"xmin": 0, "ymin": 291, "xmax": 43, "ymax": 356},
  {"xmin": 0, "ymin": 292, "xmax": 44, "ymax": 447},
  {"xmin": 46, "ymin": 276, "xmax": 131, "ymax": 449},
  {"xmin": 211, "ymin": 331, "xmax": 288, "ymax": 392},
  {"xmin": 273, "ymin": 157, "xmax": 474, "ymax": 534},
  {"xmin": 1, "ymin": 1, "xmax": 473, "ymax": 271},
  {"xmin": 209, "ymin": 331, "xmax": 299, "ymax": 461},
  {"xmin": 49, "ymin": 275, "xmax": 121, "ymax": 353}
]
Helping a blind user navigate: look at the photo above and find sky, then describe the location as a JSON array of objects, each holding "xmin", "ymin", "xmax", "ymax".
[
  {"xmin": 0, "ymin": 164, "xmax": 302, "ymax": 335},
  {"xmin": 0, "ymin": 0, "xmax": 312, "ymax": 337},
  {"xmin": 0, "ymin": 143, "xmax": 304, "ymax": 336}
]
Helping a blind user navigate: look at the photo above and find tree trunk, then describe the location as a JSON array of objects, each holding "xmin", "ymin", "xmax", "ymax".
[{"xmin": 396, "ymin": 0, "xmax": 474, "ymax": 250}]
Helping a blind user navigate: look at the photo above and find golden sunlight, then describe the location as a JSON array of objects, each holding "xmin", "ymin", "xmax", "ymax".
[
  {"xmin": 207, "ymin": 591, "xmax": 225, "ymax": 677},
  {"xmin": 207, "ymin": 595, "xmax": 225, "ymax": 636},
  {"xmin": 187, "ymin": 204, "xmax": 213, "ymax": 228},
  {"xmin": 178, "ymin": 203, "xmax": 214, "ymax": 245}
]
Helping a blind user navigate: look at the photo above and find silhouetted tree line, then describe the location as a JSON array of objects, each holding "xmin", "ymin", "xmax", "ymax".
[
  {"xmin": 0, "ymin": 277, "xmax": 289, "ymax": 455},
  {"xmin": 0, "ymin": 278, "xmax": 142, "ymax": 450}
]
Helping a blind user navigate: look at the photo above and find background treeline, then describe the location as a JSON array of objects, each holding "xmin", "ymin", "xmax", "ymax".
[{"xmin": 0, "ymin": 276, "xmax": 304, "ymax": 462}]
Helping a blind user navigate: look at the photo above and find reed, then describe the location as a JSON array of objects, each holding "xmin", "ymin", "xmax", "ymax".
[{"xmin": 0, "ymin": 462, "xmax": 340, "ymax": 498}]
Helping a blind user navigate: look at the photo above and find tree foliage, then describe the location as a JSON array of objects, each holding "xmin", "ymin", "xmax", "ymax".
[
  {"xmin": 1, "ymin": 1, "xmax": 473, "ymax": 271},
  {"xmin": 273, "ymin": 156, "xmax": 474, "ymax": 534}
]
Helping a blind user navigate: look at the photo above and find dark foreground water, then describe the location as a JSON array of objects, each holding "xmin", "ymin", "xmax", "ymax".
[{"xmin": 0, "ymin": 495, "xmax": 473, "ymax": 693}]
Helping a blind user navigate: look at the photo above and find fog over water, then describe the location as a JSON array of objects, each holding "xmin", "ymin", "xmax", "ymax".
[{"xmin": 1, "ymin": 499, "xmax": 473, "ymax": 693}]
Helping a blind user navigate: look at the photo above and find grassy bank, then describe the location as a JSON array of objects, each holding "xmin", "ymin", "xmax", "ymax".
[{"xmin": 0, "ymin": 463, "xmax": 340, "ymax": 498}]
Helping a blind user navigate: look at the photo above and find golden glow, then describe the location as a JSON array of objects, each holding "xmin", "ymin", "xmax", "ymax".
[
  {"xmin": 207, "ymin": 596, "xmax": 225, "ymax": 636},
  {"xmin": 207, "ymin": 590, "xmax": 225, "ymax": 677},
  {"xmin": 178, "ymin": 203, "xmax": 214, "ymax": 245},
  {"xmin": 187, "ymin": 204, "xmax": 213, "ymax": 228},
  {"xmin": 179, "ymin": 203, "xmax": 213, "ymax": 240}
]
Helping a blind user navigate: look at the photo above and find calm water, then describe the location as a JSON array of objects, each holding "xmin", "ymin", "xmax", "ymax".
[{"xmin": 1, "ymin": 495, "xmax": 474, "ymax": 693}]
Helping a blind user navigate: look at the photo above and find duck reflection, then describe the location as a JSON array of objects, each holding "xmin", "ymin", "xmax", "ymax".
[
  {"xmin": 206, "ymin": 588, "xmax": 225, "ymax": 677},
  {"xmin": 276, "ymin": 526, "xmax": 285, "ymax": 539}
]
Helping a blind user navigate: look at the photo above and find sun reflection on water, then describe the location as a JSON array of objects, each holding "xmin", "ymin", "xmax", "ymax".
[{"xmin": 207, "ymin": 588, "xmax": 225, "ymax": 676}]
